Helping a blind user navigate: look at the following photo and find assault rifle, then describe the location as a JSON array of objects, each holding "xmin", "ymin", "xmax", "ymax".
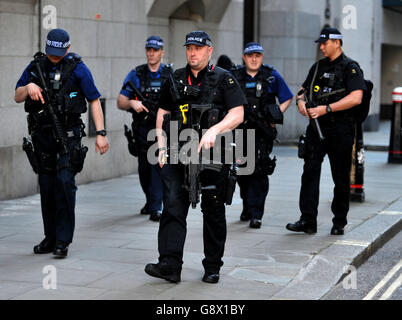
[
  {"xmin": 244, "ymin": 104, "xmax": 277, "ymax": 141},
  {"xmin": 125, "ymin": 80, "xmax": 158, "ymax": 122},
  {"xmin": 34, "ymin": 59, "xmax": 69, "ymax": 155},
  {"xmin": 298, "ymin": 88, "xmax": 325, "ymax": 141},
  {"xmin": 183, "ymin": 104, "xmax": 222, "ymax": 208}
]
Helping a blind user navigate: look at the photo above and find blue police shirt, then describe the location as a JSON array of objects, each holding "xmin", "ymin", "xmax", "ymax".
[
  {"xmin": 244, "ymin": 68, "xmax": 293, "ymax": 104},
  {"xmin": 120, "ymin": 64, "xmax": 165, "ymax": 98},
  {"xmin": 16, "ymin": 55, "xmax": 101, "ymax": 102}
]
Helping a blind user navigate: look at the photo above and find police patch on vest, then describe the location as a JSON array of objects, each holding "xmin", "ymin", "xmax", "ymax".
[
  {"xmin": 350, "ymin": 67, "xmax": 358, "ymax": 77},
  {"xmin": 245, "ymin": 82, "xmax": 257, "ymax": 88},
  {"xmin": 150, "ymin": 81, "xmax": 162, "ymax": 87},
  {"xmin": 227, "ymin": 77, "xmax": 235, "ymax": 87}
]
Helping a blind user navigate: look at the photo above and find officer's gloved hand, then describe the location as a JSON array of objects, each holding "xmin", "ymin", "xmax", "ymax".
[{"xmin": 130, "ymin": 100, "xmax": 149, "ymax": 114}]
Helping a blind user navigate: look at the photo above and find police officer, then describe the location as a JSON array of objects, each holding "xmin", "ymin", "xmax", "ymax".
[
  {"xmin": 15, "ymin": 28, "xmax": 109, "ymax": 257},
  {"xmin": 117, "ymin": 36, "xmax": 172, "ymax": 221},
  {"xmin": 232, "ymin": 42, "xmax": 293, "ymax": 228},
  {"xmin": 286, "ymin": 27, "xmax": 367, "ymax": 235},
  {"xmin": 144, "ymin": 31, "xmax": 246, "ymax": 284}
]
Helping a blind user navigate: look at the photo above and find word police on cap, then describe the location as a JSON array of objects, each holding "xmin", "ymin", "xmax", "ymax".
[
  {"xmin": 147, "ymin": 40, "xmax": 163, "ymax": 47},
  {"xmin": 46, "ymin": 39, "xmax": 70, "ymax": 48}
]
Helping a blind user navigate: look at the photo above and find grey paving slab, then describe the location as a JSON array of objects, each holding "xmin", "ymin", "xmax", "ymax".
[
  {"xmin": 12, "ymin": 285, "xmax": 107, "ymax": 300},
  {"xmin": 271, "ymin": 255, "xmax": 351, "ymax": 300},
  {"xmin": 0, "ymin": 281, "xmax": 40, "ymax": 300},
  {"xmin": 0, "ymin": 146, "xmax": 401, "ymax": 300}
]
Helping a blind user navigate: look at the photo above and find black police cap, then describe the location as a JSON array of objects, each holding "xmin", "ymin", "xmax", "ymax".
[
  {"xmin": 184, "ymin": 30, "xmax": 212, "ymax": 47},
  {"xmin": 315, "ymin": 27, "xmax": 343, "ymax": 43}
]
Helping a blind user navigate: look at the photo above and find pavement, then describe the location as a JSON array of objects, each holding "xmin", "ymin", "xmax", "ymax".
[{"xmin": 0, "ymin": 121, "xmax": 401, "ymax": 300}]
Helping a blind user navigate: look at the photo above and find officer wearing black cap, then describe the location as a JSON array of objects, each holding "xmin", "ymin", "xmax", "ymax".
[
  {"xmin": 286, "ymin": 27, "xmax": 367, "ymax": 235},
  {"xmin": 117, "ymin": 36, "xmax": 172, "ymax": 221},
  {"xmin": 144, "ymin": 30, "xmax": 246, "ymax": 284},
  {"xmin": 15, "ymin": 28, "xmax": 109, "ymax": 257},
  {"xmin": 232, "ymin": 42, "xmax": 293, "ymax": 228}
]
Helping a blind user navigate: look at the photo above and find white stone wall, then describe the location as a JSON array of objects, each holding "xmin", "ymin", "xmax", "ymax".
[
  {"xmin": 0, "ymin": 0, "xmax": 243, "ymax": 199},
  {"xmin": 1, "ymin": 0, "xmax": 401, "ymax": 199}
]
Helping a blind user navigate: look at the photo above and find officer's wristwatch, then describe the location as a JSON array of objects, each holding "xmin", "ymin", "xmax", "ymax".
[
  {"xmin": 96, "ymin": 130, "xmax": 107, "ymax": 136},
  {"xmin": 326, "ymin": 104, "xmax": 332, "ymax": 114}
]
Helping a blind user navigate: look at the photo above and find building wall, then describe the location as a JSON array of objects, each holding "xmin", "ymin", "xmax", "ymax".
[
  {"xmin": 0, "ymin": 0, "xmax": 243, "ymax": 199},
  {"xmin": 259, "ymin": 0, "xmax": 337, "ymax": 139},
  {"xmin": 381, "ymin": 8, "xmax": 402, "ymax": 108},
  {"xmin": 1, "ymin": 0, "xmax": 402, "ymax": 199}
]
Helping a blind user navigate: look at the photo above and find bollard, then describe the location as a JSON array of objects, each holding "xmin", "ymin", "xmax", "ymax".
[
  {"xmin": 388, "ymin": 87, "xmax": 402, "ymax": 163},
  {"xmin": 350, "ymin": 122, "xmax": 365, "ymax": 202}
]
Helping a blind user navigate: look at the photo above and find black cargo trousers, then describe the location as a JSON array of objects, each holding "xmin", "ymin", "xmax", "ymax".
[
  {"xmin": 299, "ymin": 118, "xmax": 355, "ymax": 228},
  {"xmin": 31, "ymin": 124, "xmax": 86, "ymax": 244},
  {"xmin": 157, "ymin": 162, "xmax": 229, "ymax": 275}
]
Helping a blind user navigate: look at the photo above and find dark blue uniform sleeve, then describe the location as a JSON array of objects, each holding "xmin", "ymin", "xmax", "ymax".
[
  {"xmin": 120, "ymin": 70, "xmax": 141, "ymax": 98},
  {"xmin": 268, "ymin": 70, "xmax": 293, "ymax": 104},
  {"xmin": 15, "ymin": 62, "xmax": 34, "ymax": 89},
  {"xmin": 72, "ymin": 62, "xmax": 101, "ymax": 101}
]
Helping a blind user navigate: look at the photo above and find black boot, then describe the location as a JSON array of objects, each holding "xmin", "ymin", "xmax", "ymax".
[
  {"xmin": 286, "ymin": 220, "xmax": 317, "ymax": 234},
  {"xmin": 140, "ymin": 204, "xmax": 149, "ymax": 215},
  {"xmin": 149, "ymin": 210, "xmax": 162, "ymax": 222},
  {"xmin": 249, "ymin": 219, "xmax": 262, "ymax": 229},
  {"xmin": 53, "ymin": 241, "xmax": 69, "ymax": 258},
  {"xmin": 331, "ymin": 225, "xmax": 344, "ymax": 235},
  {"xmin": 33, "ymin": 237, "xmax": 55, "ymax": 254},
  {"xmin": 145, "ymin": 262, "xmax": 181, "ymax": 283},
  {"xmin": 202, "ymin": 272, "xmax": 220, "ymax": 284}
]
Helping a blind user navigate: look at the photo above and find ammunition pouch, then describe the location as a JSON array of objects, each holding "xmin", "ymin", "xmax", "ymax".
[
  {"xmin": 266, "ymin": 104, "xmax": 283, "ymax": 124},
  {"xmin": 28, "ymin": 109, "xmax": 50, "ymax": 130},
  {"xmin": 22, "ymin": 137, "xmax": 39, "ymax": 174},
  {"xmin": 298, "ymin": 134, "xmax": 306, "ymax": 159},
  {"xmin": 255, "ymin": 155, "xmax": 277, "ymax": 176},
  {"xmin": 176, "ymin": 81, "xmax": 201, "ymax": 98},
  {"xmin": 39, "ymin": 152, "xmax": 57, "ymax": 174},
  {"xmin": 124, "ymin": 124, "xmax": 139, "ymax": 157},
  {"xmin": 254, "ymin": 138, "xmax": 276, "ymax": 175},
  {"xmin": 225, "ymin": 165, "xmax": 237, "ymax": 205},
  {"xmin": 69, "ymin": 143, "xmax": 88, "ymax": 173}
]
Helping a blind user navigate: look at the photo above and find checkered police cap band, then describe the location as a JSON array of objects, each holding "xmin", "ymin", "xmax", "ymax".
[
  {"xmin": 146, "ymin": 39, "xmax": 164, "ymax": 47},
  {"xmin": 320, "ymin": 33, "xmax": 343, "ymax": 40},
  {"xmin": 244, "ymin": 44, "xmax": 264, "ymax": 54},
  {"xmin": 46, "ymin": 39, "xmax": 70, "ymax": 48}
]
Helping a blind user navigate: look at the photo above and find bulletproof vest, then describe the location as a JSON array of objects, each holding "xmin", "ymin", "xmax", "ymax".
[
  {"xmin": 173, "ymin": 65, "xmax": 227, "ymax": 129},
  {"xmin": 135, "ymin": 63, "xmax": 173, "ymax": 105},
  {"xmin": 310, "ymin": 56, "xmax": 350, "ymax": 106},
  {"xmin": 24, "ymin": 52, "xmax": 87, "ymax": 119},
  {"xmin": 232, "ymin": 65, "xmax": 276, "ymax": 111}
]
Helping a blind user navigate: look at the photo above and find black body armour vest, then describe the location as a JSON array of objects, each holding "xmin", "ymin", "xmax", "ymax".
[
  {"xmin": 172, "ymin": 65, "xmax": 228, "ymax": 130},
  {"xmin": 309, "ymin": 56, "xmax": 353, "ymax": 121},
  {"xmin": 135, "ymin": 64, "xmax": 173, "ymax": 106},
  {"xmin": 232, "ymin": 65, "xmax": 277, "ymax": 123},
  {"xmin": 24, "ymin": 52, "xmax": 87, "ymax": 124}
]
